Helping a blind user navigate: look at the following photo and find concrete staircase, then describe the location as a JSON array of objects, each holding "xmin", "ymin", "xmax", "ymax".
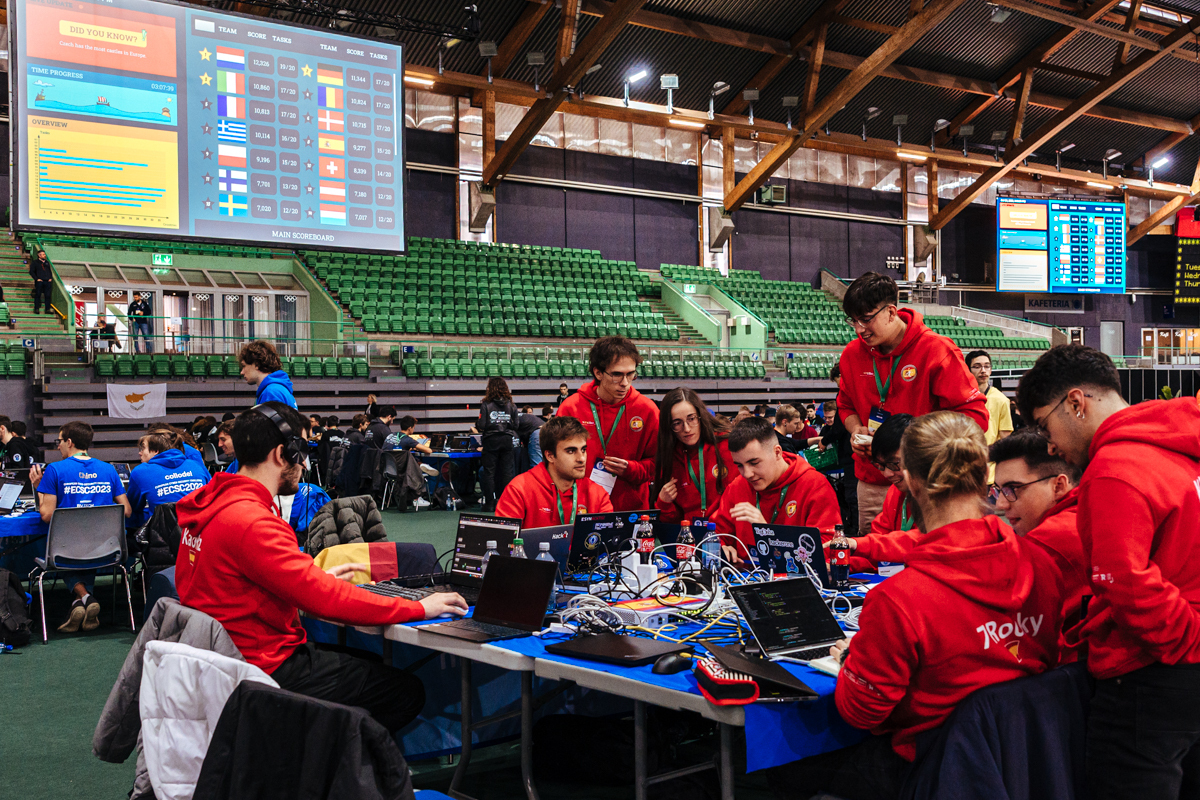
[
  {"xmin": 641, "ymin": 297, "xmax": 703, "ymax": 345},
  {"xmin": 0, "ymin": 233, "xmax": 69, "ymax": 338}
]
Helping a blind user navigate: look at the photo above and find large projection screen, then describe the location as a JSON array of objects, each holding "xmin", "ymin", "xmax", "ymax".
[{"xmin": 9, "ymin": 0, "xmax": 405, "ymax": 252}]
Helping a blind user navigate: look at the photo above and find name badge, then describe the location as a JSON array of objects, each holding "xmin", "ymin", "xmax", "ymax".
[
  {"xmin": 867, "ymin": 407, "xmax": 891, "ymax": 434},
  {"xmin": 590, "ymin": 459, "xmax": 617, "ymax": 495},
  {"xmin": 877, "ymin": 562, "xmax": 905, "ymax": 577}
]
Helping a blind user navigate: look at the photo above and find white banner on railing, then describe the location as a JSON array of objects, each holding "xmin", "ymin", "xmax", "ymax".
[{"xmin": 107, "ymin": 384, "xmax": 168, "ymax": 420}]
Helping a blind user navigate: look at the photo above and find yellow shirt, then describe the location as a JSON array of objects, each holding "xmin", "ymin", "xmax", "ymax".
[{"xmin": 984, "ymin": 385, "xmax": 1014, "ymax": 445}]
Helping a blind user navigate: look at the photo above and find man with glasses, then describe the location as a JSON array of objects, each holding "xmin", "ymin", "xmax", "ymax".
[
  {"xmin": 557, "ymin": 336, "xmax": 658, "ymax": 512},
  {"xmin": 1017, "ymin": 344, "xmax": 1200, "ymax": 798},
  {"xmin": 989, "ymin": 429, "xmax": 1086, "ymax": 664},
  {"xmin": 836, "ymin": 273, "xmax": 986, "ymax": 535}
]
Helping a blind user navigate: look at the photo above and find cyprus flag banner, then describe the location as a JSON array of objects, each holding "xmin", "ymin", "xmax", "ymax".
[{"xmin": 107, "ymin": 384, "xmax": 168, "ymax": 420}]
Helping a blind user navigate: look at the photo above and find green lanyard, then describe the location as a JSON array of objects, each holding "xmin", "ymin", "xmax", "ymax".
[
  {"xmin": 900, "ymin": 496, "xmax": 915, "ymax": 532},
  {"xmin": 873, "ymin": 357, "xmax": 901, "ymax": 406},
  {"xmin": 589, "ymin": 402, "xmax": 625, "ymax": 458},
  {"xmin": 686, "ymin": 446, "xmax": 707, "ymax": 512},
  {"xmin": 556, "ymin": 481, "xmax": 579, "ymax": 525},
  {"xmin": 756, "ymin": 484, "xmax": 791, "ymax": 524}
]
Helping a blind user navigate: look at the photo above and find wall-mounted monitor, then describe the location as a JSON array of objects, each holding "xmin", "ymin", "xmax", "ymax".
[
  {"xmin": 10, "ymin": 0, "xmax": 405, "ymax": 253},
  {"xmin": 996, "ymin": 197, "xmax": 1125, "ymax": 294}
]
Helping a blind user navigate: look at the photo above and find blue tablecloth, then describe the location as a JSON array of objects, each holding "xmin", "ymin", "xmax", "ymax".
[
  {"xmin": 0, "ymin": 511, "xmax": 48, "ymax": 576},
  {"xmin": 0, "ymin": 510, "xmax": 47, "ymax": 540}
]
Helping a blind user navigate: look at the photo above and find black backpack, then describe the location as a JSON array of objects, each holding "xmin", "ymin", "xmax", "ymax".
[{"xmin": 0, "ymin": 568, "xmax": 32, "ymax": 648}]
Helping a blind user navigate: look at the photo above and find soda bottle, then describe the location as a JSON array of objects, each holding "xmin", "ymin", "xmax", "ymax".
[
  {"xmin": 675, "ymin": 520, "xmax": 695, "ymax": 563},
  {"xmin": 511, "ymin": 537, "xmax": 526, "ymax": 560},
  {"xmin": 636, "ymin": 515, "xmax": 656, "ymax": 564},
  {"xmin": 536, "ymin": 541, "xmax": 560, "ymax": 611},
  {"xmin": 481, "ymin": 540, "xmax": 499, "ymax": 576},
  {"xmin": 828, "ymin": 524, "xmax": 851, "ymax": 589}
]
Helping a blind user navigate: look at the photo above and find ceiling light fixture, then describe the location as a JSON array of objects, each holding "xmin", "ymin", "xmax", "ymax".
[
  {"xmin": 404, "ymin": 75, "xmax": 435, "ymax": 87},
  {"xmin": 661, "ymin": 74, "xmax": 679, "ymax": 114},
  {"xmin": 709, "ymin": 81, "xmax": 730, "ymax": 120},
  {"xmin": 744, "ymin": 89, "xmax": 760, "ymax": 125},
  {"xmin": 623, "ymin": 69, "xmax": 647, "ymax": 107},
  {"xmin": 862, "ymin": 107, "xmax": 881, "ymax": 141},
  {"xmin": 897, "ymin": 151, "xmax": 928, "ymax": 162},
  {"xmin": 1086, "ymin": 181, "xmax": 1114, "ymax": 189},
  {"xmin": 669, "ymin": 118, "xmax": 706, "ymax": 129},
  {"xmin": 782, "ymin": 96, "xmax": 799, "ymax": 131}
]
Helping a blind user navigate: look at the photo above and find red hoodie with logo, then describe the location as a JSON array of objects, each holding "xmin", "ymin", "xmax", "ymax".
[
  {"xmin": 837, "ymin": 308, "xmax": 987, "ymax": 485},
  {"xmin": 1076, "ymin": 398, "xmax": 1200, "ymax": 679},
  {"xmin": 175, "ymin": 473, "xmax": 425, "ymax": 673},
  {"xmin": 495, "ymin": 462, "xmax": 613, "ymax": 528},
  {"xmin": 655, "ymin": 439, "xmax": 737, "ymax": 523},
  {"xmin": 836, "ymin": 515, "xmax": 1062, "ymax": 760},
  {"xmin": 1024, "ymin": 487, "xmax": 1087, "ymax": 664},
  {"xmin": 557, "ymin": 381, "xmax": 659, "ymax": 512},
  {"xmin": 711, "ymin": 451, "xmax": 841, "ymax": 557}
]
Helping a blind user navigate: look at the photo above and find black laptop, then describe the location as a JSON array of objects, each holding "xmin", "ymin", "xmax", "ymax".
[
  {"xmin": 445, "ymin": 434, "xmax": 474, "ymax": 452},
  {"xmin": 520, "ymin": 524, "xmax": 572, "ymax": 573},
  {"xmin": 749, "ymin": 523, "xmax": 831, "ymax": 588},
  {"xmin": 567, "ymin": 510, "xmax": 659, "ymax": 575},
  {"xmin": 729, "ymin": 578, "xmax": 846, "ymax": 663},
  {"xmin": 421, "ymin": 555, "xmax": 557, "ymax": 642},
  {"xmin": 427, "ymin": 433, "xmax": 448, "ymax": 452}
]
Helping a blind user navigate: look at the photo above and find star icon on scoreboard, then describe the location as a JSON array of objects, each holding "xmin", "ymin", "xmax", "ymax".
[
  {"xmin": 303, "ymin": 113, "xmax": 313, "ymax": 124},
  {"xmin": 306, "ymin": 208, "xmax": 315, "ymax": 218},
  {"xmin": 305, "ymin": 184, "xmax": 314, "ymax": 194},
  {"xmin": 201, "ymin": 97, "xmax": 212, "ymax": 109},
  {"xmin": 202, "ymin": 198, "xmax": 214, "ymax": 210},
  {"xmin": 201, "ymin": 124, "xmax": 212, "ymax": 135},
  {"xmin": 304, "ymin": 160, "xmax": 314, "ymax": 171},
  {"xmin": 202, "ymin": 148, "xmax": 212, "ymax": 159},
  {"xmin": 202, "ymin": 173, "xmax": 213, "ymax": 184},
  {"xmin": 304, "ymin": 136, "xmax": 313, "ymax": 147},
  {"xmin": 199, "ymin": 47, "xmax": 212, "ymax": 61},
  {"xmin": 303, "ymin": 89, "xmax": 313, "ymax": 100},
  {"xmin": 302, "ymin": 64, "xmax": 313, "ymax": 77},
  {"xmin": 200, "ymin": 72, "xmax": 212, "ymax": 86}
]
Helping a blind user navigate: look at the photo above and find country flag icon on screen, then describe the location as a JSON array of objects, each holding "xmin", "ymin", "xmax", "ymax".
[
  {"xmin": 318, "ymin": 110, "xmax": 344, "ymax": 132},
  {"xmin": 216, "ymin": 47, "xmax": 245, "ymax": 70},
  {"xmin": 219, "ymin": 168, "xmax": 248, "ymax": 193},
  {"xmin": 320, "ymin": 204, "xmax": 347, "ymax": 225},
  {"xmin": 318, "ymin": 135, "xmax": 345, "ymax": 156},
  {"xmin": 217, "ymin": 70, "xmax": 244, "ymax": 94},
  {"xmin": 318, "ymin": 86, "xmax": 342, "ymax": 110},
  {"xmin": 219, "ymin": 193, "xmax": 248, "ymax": 217},
  {"xmin": 217, "ymin": 119, "xmax": 246, "ymax": 143},
  {"xmin": 217, "ymin": 95, "xmax": 244, "ymax": 119},
  {"xmin": 319, "ymin": 180, "xmax": 345, "ymax": 202},
  {"xmin": 218, "ymin": 144, "xmax": 247, "ymax": 168},
  {"xmin": 317, "ymin": 64, "xmax": 344, "ymax": 86},
  {"xmin": 318, "ymin": 156, "xmax": 344, "ymax": 178}
]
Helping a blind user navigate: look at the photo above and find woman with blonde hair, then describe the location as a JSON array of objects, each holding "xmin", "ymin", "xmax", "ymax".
[{"xmin": 768, "ymin": 412, "xmax": 1064, "ymax": 800}]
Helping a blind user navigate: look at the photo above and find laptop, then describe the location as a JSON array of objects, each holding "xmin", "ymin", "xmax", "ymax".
[
  {"xmin": 545, "ymin": 632, "xmax": 689, "ymax": 666},
  {"xmin": 112, "ymin": 463, "xmax": 132, "ymax": 489},
  {"xmin": 729, "ymin": 578, "xmax": 846, "ymax": 663},
  {"xmin": 702, "ymin": 643, "xmax": 817, "ymax": 703},
  {"xmin": 567, "ymin": 510, "xmax": 659, "ymax": 575},
  {"xmin": 520, "ymin": 524, "xmax": 572, "ymax": 574},
  {"xmin": 421, "ymin": 555, "xmax": 556, "ymax": 642},
  {"xmin": 427, "ymin": 433, "xmax": 448, "ymax": 452},
  {"xmin": 362, "ymin": 514, "xmax": 520, "ymax": 605},
  {"xmin": 445, "ymin": 434, "xmax": 474, "ymax": 452},
  {"xmin": 0, "ymin": 478, "xmax": 25, "ymax": 513},
  {"xmin": 750, "ymin": 523, "xmax": 831, "ymax": 589}
]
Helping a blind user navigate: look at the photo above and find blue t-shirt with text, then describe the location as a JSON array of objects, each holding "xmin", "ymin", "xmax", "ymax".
[{"xmin": 39, "ymin": 456, "xmax": 124, "ymax": 509}]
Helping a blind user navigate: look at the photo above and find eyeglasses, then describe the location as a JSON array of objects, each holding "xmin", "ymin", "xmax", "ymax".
[
  {"xmin": 670, "ymin": 414, "xmax": 699, "ymax": 431},
  {"xmin": 603, "ymin": 369, "xmax": 637, "ymax": 384},
  {"xmin": 871, "ymin": 457, "xmax": 901, "ymax": 473},
  {"xmin": 989, "ymin": 475, "xmax": 1055, "ymax": 502},
  {"xmin": 844, "ymin": 305, "xmax": 892, "ymax": 329},
  {"xmin": 1033, "ymin": 392, "xmax": 1091, "ymax": 438},
  {"xmin": 54, "ymin": 438, "xmax": 65, "ymax": 445}
]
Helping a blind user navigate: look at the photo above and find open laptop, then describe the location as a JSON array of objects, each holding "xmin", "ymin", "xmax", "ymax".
[
  {"xmin": 750, "ymin": 523, "xmax": 831, "ymax": 589},
  {"xmin": 729, "ymin": 578, "xmax": 846, "ymax": 663},
  {"xmin": 427, "ymin": 433, "xmax": 448, "ymax": 453},
  {"xmin": 0, "ymin": 478, "xmax": 25, "ymax": 513},
  {"xmin": 445, "ymin": 434, "xmax": 474, "ymax": 452},
  {"xmin": 567, "ymin": 510, "xmax": 659, "ymax": 575},
  {"xmin": 361, "ymin": 514, "xmax": 520, "ymax": 605},
  {"xmin": 421, "ymin": 555, "xmax": 557, "ymax": 642},
  {"xmin": 520, "ymin": 524, "xmax": 572, "ymax": 573}
]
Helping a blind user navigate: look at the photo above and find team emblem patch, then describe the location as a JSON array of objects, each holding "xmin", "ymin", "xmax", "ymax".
[
  {"xmin": 577, "ymin": 504, "xmax": 588, "ymax": 514},
  {"xmin": 585, "ymin": 533, "xmax": 602, "ymax": 551},
  {"xmin": 785, "ymin": 500, "xmax": 798, "ymax": 517},
  {"xmin": 630, "ymin": 416, "xmax": 644, "ymax": 431},
  {"xmin": 901, "ymin": 364, "xmax": 918, "ymax": 382}
]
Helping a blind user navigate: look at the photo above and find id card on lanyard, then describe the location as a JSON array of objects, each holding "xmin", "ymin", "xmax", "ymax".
[
  {"xmin": 868, "ymin": 357, "xmax": 900, "ymax": 433},
  {"xmin": 589, "ymin": 402, "xmax": 624, "ymax": 496}
]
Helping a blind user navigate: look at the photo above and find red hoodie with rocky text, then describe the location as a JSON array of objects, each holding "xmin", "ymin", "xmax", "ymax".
[
  {"xmin": 175, "ymin": 473, "xmax": 425, "ymax": 673},
  {"xmin": 655, "ymin": 439, "xmax": 737, "ymax": 523},
  {"xmin": 836, "ymin": 515, "xmax": 1062, "ymax": 760},
  {"xmin": 495, "ymin": 462, "xmax": 614, "ymax": 527},
  {"xmin": 557, "ymin": 381, "xmax": 659, "ymax": 512},
  {"xmin": 1076, "ymin": 398, "xmax": 1200, "ymax": 679},
  {"xmin": 838, "ymin": 308, "xmax": 987, "ymax": 485}
]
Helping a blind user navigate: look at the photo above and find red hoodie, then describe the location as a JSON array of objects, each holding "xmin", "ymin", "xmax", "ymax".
[
  {"xmin": 495, "ymin": 462, "xmax": 613, "ymax": 527},
  {"xmin": 836, "ymin": 515, "xmax": 1062, "ymax": 760},
  {"xmin": 711, "ymin": 451, "xmax": 841, "ymax": 557},
  {"xmin": 869, "ymin": 484, "xmax": 915, "ymax": 537},
  {"xmin": 655, "ymin": 439, "xmax": 737, "ymax": 523},
  {"xmin": 1076, "ymin": 398, "xmax": 1200, "ymax": 679},
  {"xmin": 174, "ymin": 473, "xmax": 425, "ymax": 673},
  {"xmin": 837, "ymin": 308, "xmax": 987, "ymax": 485},
  {"xmin": 557, "ymin": 381, "xmax": 659, "ymax": 512},
  {"xmin": 1023, "ymin": 487, "xmax": 1087, "ymax": 664}
]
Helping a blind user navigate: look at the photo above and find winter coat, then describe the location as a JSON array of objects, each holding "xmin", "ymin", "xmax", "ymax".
[{"xmin": 305, "ymin": 495, "xmax": 387, "ymax": 556}]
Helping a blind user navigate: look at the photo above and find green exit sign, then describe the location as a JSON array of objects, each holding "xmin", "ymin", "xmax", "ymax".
[{"xmin": 152, "ymin": 253, "xmax": 173, "ymax": 266}]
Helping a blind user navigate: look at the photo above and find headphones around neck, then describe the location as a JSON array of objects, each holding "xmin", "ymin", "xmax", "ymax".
[{"xmin": 251, "ymin": 403, "xmax": 309, "ymax": 465}]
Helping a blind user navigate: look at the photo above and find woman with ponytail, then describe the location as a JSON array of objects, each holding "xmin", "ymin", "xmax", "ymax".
[
  {"xmin": 768, "ymin": 412, "xmax": 1065, "ymax": 800},
  {"xmin": 127, "ymin": 426, "xmax": 212, "ymax": 527},
  {"xmin": 654, "ymin": 388, "xmax": 735, "ymax": 523}
]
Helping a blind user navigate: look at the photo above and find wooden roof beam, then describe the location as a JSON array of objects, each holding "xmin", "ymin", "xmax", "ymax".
[
  {"xmin": 1114, "ymin": 0, "xmax": 1146, "ymax": 65},
  {"xmin": 1007, "ymin": 67, "xmax": 1035, "ymax": 151},
  {"xmin": 1137, "ymin": 110, "xmax": 1200, "ymax": 170},
  {"xmin": 931, "ymin": 13, "xmax": 1200, "ymax": 231},
  {"xmin": 558, "ymin": 0, "xmax": 581, "ymax": 67},
  {"xmin": 1127, "ymin": 150, "xmax": 1200, "ymax": 244},
  {"xmin": 490, "ymin": 1, "xmax": 552, "ymax": 79},
  {"xmin": 991, "ymin": 0, "xmax": 1162, "ymax": 50},
  {"xmin": 483, "ymin": 0, "xmax": 647, "ymax": 186},
  {"xmin": 724, "ymin": 0, "xmax": 968, "ymax": 213}
]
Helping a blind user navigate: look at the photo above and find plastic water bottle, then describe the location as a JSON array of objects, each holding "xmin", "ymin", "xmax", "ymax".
[
  {"xmin": 536, "ymin": 541, "xmax": 560, "ymax": 611},
  {"xmin": 481, "ymin": 540, "xmax": 499, "ymax": 576},
  {"xmin": 636, "ymin": 515, "xmax": 656, "ymax": 564},
  {"xmin": 511, "ymin": 537, "xmax": 526, "ymax": 560},
  {"xmin": 701, "ymin": 521, "xmax": 720, "ymax": 569}
]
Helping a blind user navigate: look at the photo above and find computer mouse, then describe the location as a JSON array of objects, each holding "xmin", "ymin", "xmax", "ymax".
[{"xmin": 651, "ymin": 652, "xmax": 692, "ymax": 675}]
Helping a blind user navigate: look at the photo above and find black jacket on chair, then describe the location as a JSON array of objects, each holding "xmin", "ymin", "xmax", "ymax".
[{"xmin": 193, "ymin": 681, "xmax": 415, "ymax": 800}]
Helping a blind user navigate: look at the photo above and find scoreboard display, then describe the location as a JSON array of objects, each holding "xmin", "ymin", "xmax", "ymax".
[
  {"xmin": 996, "ymin": 197, "xmax": 1126, "ymax": 294},
  {"xmin": 10, "ymin": 0, "xmax": 405, "ymax": 252}
]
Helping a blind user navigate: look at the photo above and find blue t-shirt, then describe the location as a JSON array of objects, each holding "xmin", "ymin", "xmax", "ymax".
[
  {"xmin": 38, "ymin": 455, "xmax": 124, "ymax": 509},
  {"xmin": 224, "ymin": 458, "xmax": 239, "ymax": 474},
  {"xmin": 126, "ymin": 449, "xmax": 211, "ymax": 526}
]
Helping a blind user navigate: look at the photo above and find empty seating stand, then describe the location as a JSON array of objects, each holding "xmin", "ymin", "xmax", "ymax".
[
  {"xmin": 924, "ymin": 316, "xmax": 1051, "ymax": 352},
  {"xmin": 95, "ymin": 354, "xmax": 367, "ymax": 379},
  {"xmin": 300, "ymin": 239, "xmax": 676, "ymax": 341},
  {"xmin": 0, "ymin": 342, "xmax": 27, "ymax": 378},
  {"xmin": 23, "ymin": 233, "xmax": 277, "ymax": 259}
]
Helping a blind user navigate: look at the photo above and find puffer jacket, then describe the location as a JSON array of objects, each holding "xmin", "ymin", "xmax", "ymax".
[
  {"xmin": 304, "ymin": 494, "xmax": 386, "ymax": 556},
  {"xmin": 93, "ymin": 597, "xmax": 241, "ymax": 799},
  {"xmin": 140, "ymin": 641, "xmax": 276, "ymax": 800},
  {"xmin": 137, "ymin": 502, "xmax": 181, "ymax": 574},
  {"xmin": 325, "ymin": 443, "xmax": 348, "ymax": 492}
]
